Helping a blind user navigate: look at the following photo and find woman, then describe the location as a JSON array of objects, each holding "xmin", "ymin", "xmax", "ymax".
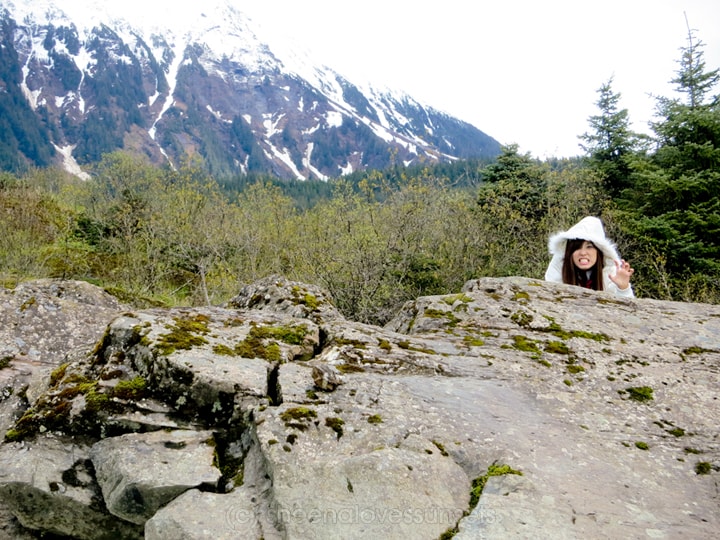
[{"xmin": 544, "ymin": 216, "xmax": 634, "ymax": 297}]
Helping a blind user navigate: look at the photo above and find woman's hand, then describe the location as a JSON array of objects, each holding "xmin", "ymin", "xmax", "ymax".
[{"xmin": 610, "ymin": 259, "xmax": 634, "ymax": 290}]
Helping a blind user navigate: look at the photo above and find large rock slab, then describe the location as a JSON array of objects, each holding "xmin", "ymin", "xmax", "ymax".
[
  {"xmin": 90, "ymin": 429, "xmax": 221, "ymax": 525},
  {"xmin": 0, "ymin": 437, "xmax": 143, "ymax": 539},
  {"xmin": 144, "ymin": 487, "xmax": 263, "ymax": 540},
  {"xmin": 0, "ymin": 279, "xmax": 126, "ymax": 382},
  {"xmin": 0, "ymin": 280, "xmax": 128, "ymax": 537},
  {"xmin": 1, "ymin": 275, "xmax": 718, "ymax": 539}
]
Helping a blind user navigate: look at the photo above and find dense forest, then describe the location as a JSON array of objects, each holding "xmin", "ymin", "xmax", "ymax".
[{"xmin": 1, "ymin": 30, "xmax": 718, "ymax": 325}]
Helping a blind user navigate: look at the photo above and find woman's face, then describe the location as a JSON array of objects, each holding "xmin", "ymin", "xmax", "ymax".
[{"xmin": 572, "ymin": 241, "xmax": 598, "ymax": 270}]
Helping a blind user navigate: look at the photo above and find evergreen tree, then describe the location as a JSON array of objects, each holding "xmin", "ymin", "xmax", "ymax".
[
  {"xmin": 579, "ymin": 77, "xmax": 641, "ymax": 196},
  {"xmin": 621, "ymin": 27, "xmax": 720, "ymax": 301},
  {"xmin": 475, "ymin": 144, "xmax": 550, "ymax": 276},
  {"xmin": 478, "ymin": 144, "xmax": 548, "ymax": 222}
]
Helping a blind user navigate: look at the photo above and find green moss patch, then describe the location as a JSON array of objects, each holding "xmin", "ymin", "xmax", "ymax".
[
  {"xmin": 252, "ymin": 323, "xmax": 309, "ymax": 345},
  {"xmin": 510, "ymin": 311, "xmax": 533, "ymax": 327},
  {"xmin": 156, "ymin": 314, "xmax": 211, "ymax": 355},
  {"xmin": 396, "ymin": 340, "xmax": 436, "ymax": 354},
  {"xmin": 235, "ymin": 334, "xmax": 282, "ymax": 362},
  {"xmin": 432, "ymin": 440, "xmax": 449, "ymax": 457},
  {"xmin": 622, "ymin": 386, "xmax": 654, "ymax": 402},
  {"xmin": 280, "ymin": 406, "xmax": 317, "ymax": 431},
  {"xmin": 566, "ymin": 364, "xmax": 585, "ymax": 374},
  {"xmin": 509, "ymin": 335, "xmax": 541, "ymax": 354},
  {"xmin": 291, "ymin": 285, "xmax": 321, "ymax": 311},
  {"xmin": 463, "ymin": 335, "xmax": 485, "ymax": 347},
  {"xmin": 49, "ymin": 363, "xmax": 71, "ymax": 387},
  {"xmin": 545, "ymin": 341, "xmax": 570, "ymax": 355},
  {"xmin": 543, "ymin": 316, "xmax": 610, "ymax": 342},
  {"xmin": 212, "ymin": 344, "xmax": 236, "ymax": 356},
  {"xmin": 442, "ymin": 293, "xmax": 473, "ymax": 305},
  {"xmin": 423, "ymin": 308, "xmax": 460, "ymax": 327},
  {"xmin": 441, "ymin": 463, "xmax": 522, "ymax": 539},
  {"xmin": 325, "ymin": 417, "xmax": 345, "ymax": 439},
  {"xmin": 333, "ymin": 337, "xmax": 367, "ymax": 349},
  {"xmin": 216, "ymin": 323, "xmax": 309, "ymax": 361},
  {"xmin": 470, "ymin": 464, "xmax": 522, "ymax": 507},
  {"xmin": 682, "ymin": 346, "xmax": 718, "ymax": 355},
  {"xmin": 111, "ymin": 376, "xmax": 147, "ymax": 400},
  {"xmin": 336, "ymin": 363, "xmax": 366, "ymax": 374}
]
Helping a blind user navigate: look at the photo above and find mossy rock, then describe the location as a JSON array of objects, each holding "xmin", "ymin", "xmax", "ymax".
[
  {"xmin": 280, "ymin": 407, "xmax": 318, "ymax": 430},
  {"xmin": 111, "ymin": 376, "xmax": 147, "ymax": 400},
  {"xmin": 623, "ymin": 386, "xmax": 654, "ymax": 402},
  {"xmin": 156, "ymin": 314, "xmax": 211, "ymax": 355},
  {"xmin": 325, "ymin": 417, "xmax": 344, "ymax": 439}
]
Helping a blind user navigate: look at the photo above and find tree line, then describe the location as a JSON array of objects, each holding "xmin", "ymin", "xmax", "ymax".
[{"xmin": 1, "ymin": 28, "xmax": 718, "ymax": 325}]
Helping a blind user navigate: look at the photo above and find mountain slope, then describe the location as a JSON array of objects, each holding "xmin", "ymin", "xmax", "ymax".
[{"xmin": 0, "ymin": 0, "xmax": 501, "ymax": 179}]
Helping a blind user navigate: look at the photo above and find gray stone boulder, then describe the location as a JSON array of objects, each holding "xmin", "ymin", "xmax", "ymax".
[
  {"xmin": 0, "ymin": 279, "xmax": 128, "ymax": 536},
  {"xmin": 0, "ymin": 279, "xmax": 126, "ymax": 431},
  {"xmin": 144, "ymin": 487, "xmax": 262, "ymax": 540},
  {"xmin": 0, "ymin": 437, "xmax": 143, "ymax": 539},
  {"xmin": 90, "ymin": 429, "xmax": 222, "ymax": 525}
]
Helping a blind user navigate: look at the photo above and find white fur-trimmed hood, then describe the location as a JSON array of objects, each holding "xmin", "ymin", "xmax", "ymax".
[{"xmin": 547, "ymin": 216, "xmax": 621, "ymax": 267}]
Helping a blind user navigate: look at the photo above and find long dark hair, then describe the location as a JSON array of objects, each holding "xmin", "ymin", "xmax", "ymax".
[{"xmin": 562, "ymin": 239, "xmax": 605, "ymax": 291}]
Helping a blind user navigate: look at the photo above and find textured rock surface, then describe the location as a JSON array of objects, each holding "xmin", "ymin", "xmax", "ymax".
[
  {"xmin": 1, "ymin": 275, "xmax": 718, "ymax": 539},
  {"xmin": 0, "ymin": 437, "xmax": 143, "ymax": 539},
  {"xmin": 0, "ymin": 279, "xmax": 127, "ymax": 537},
  {"xmin": 90, "ymin": 430, "xmax": 221, "ymax": 524}
]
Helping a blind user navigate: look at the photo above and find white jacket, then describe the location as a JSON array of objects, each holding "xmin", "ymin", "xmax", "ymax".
[{"xmin": 544, "ymin": 216, "xmax": 634, "ymax": 298}]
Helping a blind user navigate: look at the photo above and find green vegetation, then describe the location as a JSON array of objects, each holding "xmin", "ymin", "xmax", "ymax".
[
  {"xmin": 156, "ymin": 315, "xmax": 210, "ymax": 355},
  {"xmin": 543, "ymin": 318, "xmax": 610, "ymax": 342},
  {"xmin": 1, "ymin": 29, "xmax": 719, "ymax": 321},
  {"xmin": 463, "ymin": 335, "xmax": 485, "ymax": 347},
  {"xmin": 325, "ymin": 417, "xmax": 345, "ymax": 439},
  {"xmin": 509, "ymin": 335, "xmax": 542, "ymax": 355},
  {"xmin": 566, "ymin": 364, "xmax": 585, "ymax": 374},
  {"xmin": 635, "ymin": 441, "xmax": 649, "ymax": 450},
  {"xmin": 219, "ymin": 323, "xmax": 309, "ymax": 361},
  {"xmin": 469, "ymin": 464, "xmax": 523, "ymax": 509},
  {"xmin": 111, "ymin": 376, "xmax": 147, "ymax": 400},
  {"xmin": 545, "ymin": 341, "xmax": 571, "ymax": 355},
  {"xmin": 440, "ymin": 462, "xmax": 522, "ymax": 539},
  {"xmin": 280, "ymin": 406, "xmax": 317, "ymax": 431},
  {"xmin": 623, "ymin": 386, "xmax": 654, "ymax": 402},
  {"xmin": 432, "ymin": 440, "xmax": 449, "ymax": 457},
  {"xmin": 510, "ymin": 311, "xmax": 533, "ymax": 327},
  {"xmin": 336, "ymin": 363, "xmax": 366, "ymax": 374}
]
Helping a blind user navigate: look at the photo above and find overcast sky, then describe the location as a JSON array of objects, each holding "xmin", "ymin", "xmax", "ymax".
[{"xmin": 242, "ymin": 0, "xmax": 720, "ymax": 159}]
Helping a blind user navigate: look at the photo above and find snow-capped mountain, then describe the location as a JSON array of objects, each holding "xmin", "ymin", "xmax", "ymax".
[{"xmin": 0, "ymin": 0, "xmax": 500, "ymax": 179}]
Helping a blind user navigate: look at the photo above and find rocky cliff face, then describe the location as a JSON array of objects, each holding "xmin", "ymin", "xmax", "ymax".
[{"xmin": 0, "ymin": 276, "xmax": 718, "ymax": 539}]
